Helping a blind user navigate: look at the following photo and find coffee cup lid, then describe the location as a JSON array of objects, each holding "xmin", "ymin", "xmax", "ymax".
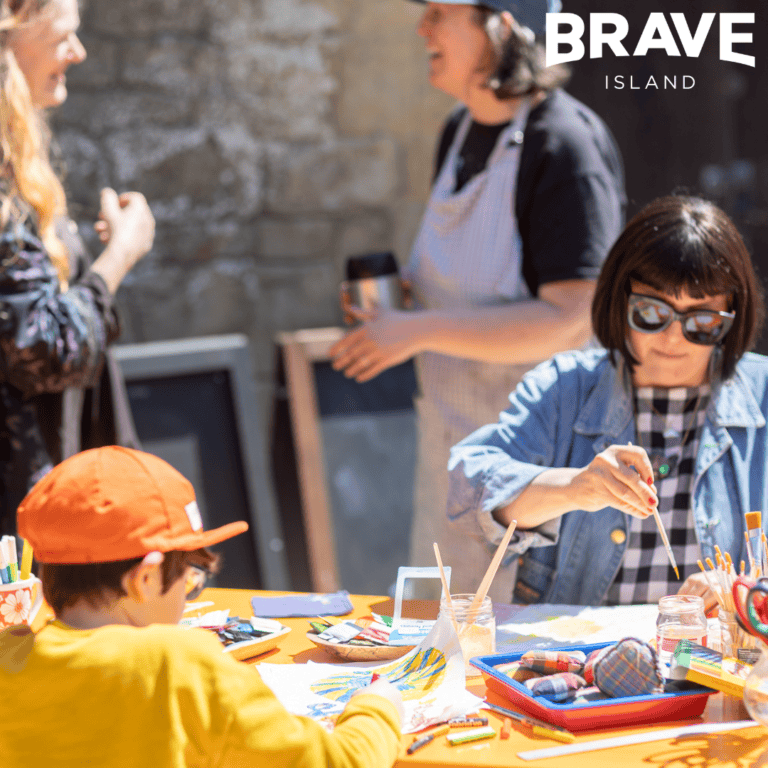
[{"xmin": 345, "ymin": 252, "xmax": 399, "ymax": 280}]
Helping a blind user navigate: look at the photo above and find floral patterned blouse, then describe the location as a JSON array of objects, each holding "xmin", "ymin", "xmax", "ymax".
[{"xmin": 0, "ymin": 214, "xmax": 120, "ymax": 529}]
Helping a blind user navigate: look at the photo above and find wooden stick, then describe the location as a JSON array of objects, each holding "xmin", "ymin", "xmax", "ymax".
[
  {"xmin": 433, "ymin": 543, "xmax": 460, "ymax": 635},
  {"xmin": 698, "ymin": 559, "xmax": 724, "ymax": 609},
  {"xmin": 466, "ymin": 519, "xmax": 517, "ymax": 622},
  {"xmin": 762, "ymin": 532, "xmax": 768, "ymax": 575},
  {"xmin": 433, "ymin": 542, "xmax": 454, "ymax": 612}
]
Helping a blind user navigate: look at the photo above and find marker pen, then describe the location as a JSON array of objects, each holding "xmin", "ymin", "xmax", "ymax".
[
  {"xmin": 0, "ymin": 542, "xmax": 9, "ymax": 585},
  {"xmin": 19, "ymin": 539, "xmax": 33, "ymax": 582},
  {"xmin": 5, "ymin": 537, "xmax": 18, "ymax": 582}
]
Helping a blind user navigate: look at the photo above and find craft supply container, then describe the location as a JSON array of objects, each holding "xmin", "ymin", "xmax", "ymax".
[
  {"xmin": 656, "ymin": 594, "xmax": 707, "ymax": 678},
  {"xmin": 440, "ymin": 593, "xmax": 495, "ymax": 677},
  {"xmin": 719, "ymin": 609, "xmax": 761, "ymax": 661}
]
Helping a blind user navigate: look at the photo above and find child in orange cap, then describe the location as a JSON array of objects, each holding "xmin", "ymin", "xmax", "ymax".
[{"xmin": 0, "ymin": 446, "xmax": 402, "ymax": 767}]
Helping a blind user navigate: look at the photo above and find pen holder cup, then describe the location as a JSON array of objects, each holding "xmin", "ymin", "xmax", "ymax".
[
  {"xmin": 719, "ymin": 609, "xmax": 761, "ymax": 660},
  {"xmin": 439, "ymin": 594, "xmax": 495, "ymax": 678},
  {"xmin": 0, "ymin": 576, "xmax": 43, "ymax": 628}
]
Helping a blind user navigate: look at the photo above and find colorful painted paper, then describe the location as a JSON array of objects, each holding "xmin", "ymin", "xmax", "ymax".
[{"xmin": 256, "ymin": 613, "xmax": 482, "ymax": 733}]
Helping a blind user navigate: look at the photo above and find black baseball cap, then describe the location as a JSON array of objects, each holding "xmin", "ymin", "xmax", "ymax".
[{"xmin": 409, "ymin": 0, "xmax": 562, "ymax": 37}]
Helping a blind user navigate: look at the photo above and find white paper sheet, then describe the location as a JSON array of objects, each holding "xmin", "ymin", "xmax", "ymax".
[
  {"xmin": 257, "ymin": 613, "xmax": 483, "ymax": 733},
  {"xmin": 494, "ymin": 603, "xmax": 659, "ymax": 653}
]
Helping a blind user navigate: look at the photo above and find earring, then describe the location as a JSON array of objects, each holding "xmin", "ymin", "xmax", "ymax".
[{"xmin": 708, "ymin": 344, "xmax": 724, "ymax": 384}]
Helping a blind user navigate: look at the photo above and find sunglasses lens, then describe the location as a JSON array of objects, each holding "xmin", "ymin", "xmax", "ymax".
[
  {"xmin": 683, "ymin": 314, "xmax": 727, "ymax": 345},
  {"xmin": 630, "ymin": 298, "xmax": 671, "ymax": 332}
]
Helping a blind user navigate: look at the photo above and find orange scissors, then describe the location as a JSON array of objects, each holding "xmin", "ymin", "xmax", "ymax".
[{"xmin": 733, "ymin": 576, "xmax": 768, "ymax": 645}]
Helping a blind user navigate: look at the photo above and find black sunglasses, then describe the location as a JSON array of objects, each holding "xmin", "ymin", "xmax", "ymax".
[
  {"xmin": 627, "ymin": 293, "xmax": 735, "ymax": 346},
  {"xmin": 184, "ymin": 565, "xmax": 212, "ymax": 601}
]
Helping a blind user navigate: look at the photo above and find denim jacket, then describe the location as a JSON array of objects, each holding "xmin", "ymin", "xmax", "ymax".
[{"xmin": 447, "ymin": 348, "xmax": 768, "ymax": 605}]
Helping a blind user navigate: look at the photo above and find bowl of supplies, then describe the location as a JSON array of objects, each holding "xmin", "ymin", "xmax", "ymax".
[{"xmin": 306, "ymin": 615, "xmax": 414, "ymax": 662}]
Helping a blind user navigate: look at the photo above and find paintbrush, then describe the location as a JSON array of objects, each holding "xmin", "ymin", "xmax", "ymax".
[
  {"xmin": 433, "ymin": 542, "xmax": 459, "ymax": 633},
  {"xmin": 466, "ymin": 519, "xmax": 517, "ymax": 624},
  {"xmin": 628, "ymin": 442, "xmax": 678, "ymax": 578},
  {"xmin": 651, "ymin": 505, "xmax": 679, "ymax": 580},
  {"xmin": 745, "ymin": 511, "xmax": 763, "ymax": 573},
  {"xmin": 482, "ymin": 701, "xmax": 576, "ymax": 744}
]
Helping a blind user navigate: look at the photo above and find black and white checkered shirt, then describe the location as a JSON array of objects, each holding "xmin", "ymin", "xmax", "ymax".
[{"xmin": 606, "ymin": 385, "xmax": 711, "ymax": 605}]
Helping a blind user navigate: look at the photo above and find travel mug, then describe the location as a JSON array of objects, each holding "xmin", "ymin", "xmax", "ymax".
[{"xmin": 344, "ymin": 252, "xmax": 405, "ymax": 312}]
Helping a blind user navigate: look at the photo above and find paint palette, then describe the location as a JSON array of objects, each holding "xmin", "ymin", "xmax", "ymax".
[
  {"xmin": 203, "ymin": 616, "xmax": 291, "ymax": 660},
  {"xmin": 473, "ymin": 642, "xmax": 715, "ymax": 732}
]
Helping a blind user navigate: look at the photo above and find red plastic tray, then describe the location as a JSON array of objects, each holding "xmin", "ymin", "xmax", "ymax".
[{"xmin": 473, "ymin": 642, "xmax": 715, "ymax": 732}]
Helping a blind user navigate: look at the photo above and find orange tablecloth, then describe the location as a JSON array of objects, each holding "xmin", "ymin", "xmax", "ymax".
[
  {"xmin": 33, "ymin": 588, "xmax": 766, "ymax": 766},
  {"xmin": 193, "ymin": 589, "xmax": 767, "ymax": 767}
]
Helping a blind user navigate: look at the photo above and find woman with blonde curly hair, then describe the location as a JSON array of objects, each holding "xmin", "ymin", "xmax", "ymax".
[{"xmin": 0, "ymin": 0, "xmax": 155, "ymax": 530}]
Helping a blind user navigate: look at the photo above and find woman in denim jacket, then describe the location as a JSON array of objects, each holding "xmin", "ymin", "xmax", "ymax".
[
  {"xmin": 448, "ymin": 195, "xmax": 766, "ymax": 608},
  {"xmin": 0, "ymin": 0, "xmax": 155, "ymax": 530}
]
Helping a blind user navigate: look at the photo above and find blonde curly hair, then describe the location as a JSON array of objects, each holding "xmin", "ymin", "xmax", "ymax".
[{"xmin": 0, "ymin": 0, "xmax": 69, "ymax": 284}]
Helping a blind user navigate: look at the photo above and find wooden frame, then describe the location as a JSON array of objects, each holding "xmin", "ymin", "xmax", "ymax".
[
  {"xmin": 113, "ymin": 334, "xmax": 290, "ymax": 591},
  {"xmin": 276, "ymin": 327, "xmax": 345, "ymax": 592}
]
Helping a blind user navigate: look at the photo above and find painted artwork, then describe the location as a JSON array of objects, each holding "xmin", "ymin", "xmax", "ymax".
[{"xmin": 257, "ymin": 613, "xmax": 483, "ymax": 733}]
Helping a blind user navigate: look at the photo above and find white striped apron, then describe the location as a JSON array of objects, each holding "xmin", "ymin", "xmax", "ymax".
[{"xmin": 407, "ymin": 101, "xmax": 542, "ymax": 601}]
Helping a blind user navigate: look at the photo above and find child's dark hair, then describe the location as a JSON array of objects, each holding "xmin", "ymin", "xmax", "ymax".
[{"xmin": 39, "ymin": 548, "xmax": 220, "ymax": 615}]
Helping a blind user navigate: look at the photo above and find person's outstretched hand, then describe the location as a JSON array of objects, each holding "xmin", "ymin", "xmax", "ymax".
[{"xmin": 329, "ymin": 306, "xmax": 420, "ymax": 382}]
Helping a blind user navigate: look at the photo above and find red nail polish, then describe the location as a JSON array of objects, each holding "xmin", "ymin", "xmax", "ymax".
[
  {"xmin": 647, "ymin": 477, "xmax": 653, "ymax": 485},
  {"xmin": 648, "ymin": 498, "xmax": 656, "ymax": 506}
]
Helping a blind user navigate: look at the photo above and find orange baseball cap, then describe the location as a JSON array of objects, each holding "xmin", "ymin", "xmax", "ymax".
[{"xmin": 17, "ymin": 446, "xmax": 249, "ymax": 564}]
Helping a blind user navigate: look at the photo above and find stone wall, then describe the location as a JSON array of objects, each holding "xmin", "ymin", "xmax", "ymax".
[{"xmin": 54, "ymin": 0, "xmax": 453, "ymax": 376}]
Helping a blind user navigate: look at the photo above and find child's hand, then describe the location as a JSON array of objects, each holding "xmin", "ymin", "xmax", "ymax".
[{"xmin": 351, "ymin": 679, "xmax": 404, "ymax": 723}]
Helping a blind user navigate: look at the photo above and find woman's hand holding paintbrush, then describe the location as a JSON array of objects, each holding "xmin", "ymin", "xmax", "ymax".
[{"xmin": 495, "ymin": 443, "xmax": 658, "ymax": 532}]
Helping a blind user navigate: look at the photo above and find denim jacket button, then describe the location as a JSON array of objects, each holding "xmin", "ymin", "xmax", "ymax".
[{"xmin": 610, "ymin": 528, "xmax": 626, "ymax": 545}]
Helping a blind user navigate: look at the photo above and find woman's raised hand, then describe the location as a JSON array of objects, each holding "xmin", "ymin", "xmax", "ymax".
[
  {"xmin": 95, "ymin": 188, "xmax": 155, "ymax": 268},
  {"xmin": 570, "ymin": 444, "xmax": 658, "ymax": 519},
  {"xmin": 91, "ymin": 188, "xmax": 155, "ymax": 294}
]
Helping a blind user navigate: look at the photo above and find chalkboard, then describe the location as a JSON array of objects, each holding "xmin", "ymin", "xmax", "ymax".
[
  {"xmin": 276, "ymin": 328, "xmax": 418, "ymax": 596},
  {"xmin": 113, "ymin": 335, "xmax": 290, "ymax": 591}
]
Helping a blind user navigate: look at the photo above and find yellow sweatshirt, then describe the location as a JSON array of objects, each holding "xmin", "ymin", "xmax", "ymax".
[{"xmin": 0, "ymin": 621, "xmax": 401, "ymax": 768}]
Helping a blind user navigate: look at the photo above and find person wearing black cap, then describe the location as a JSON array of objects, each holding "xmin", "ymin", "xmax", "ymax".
[{"xmin": 330, "ymin": 0, "xmax": 625, "ymax": 600}]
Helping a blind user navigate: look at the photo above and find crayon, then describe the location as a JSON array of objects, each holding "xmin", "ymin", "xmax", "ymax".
[
  {"xmin": 406, "ymin": 725, "xmax": 449, "ymax": 754},
  {"xmin": 446, "ymin": 725, "xmax": 496, "ymax": 745},
  {"xmin": 500, "ymin": 718, "xmax": 512, "ymax": 739},
  {"xmin": 448, "ymin": 716, "xmax": 489, "ymax": 728}
]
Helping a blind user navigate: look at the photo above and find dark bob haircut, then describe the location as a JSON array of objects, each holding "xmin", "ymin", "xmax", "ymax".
[
  {"xmin": 592, "ymin": 195, "xmax": 764, "ymax": 382},
  {"xmin": 473, "ymin": 6, "xmax": 571, "ymax": 97}
]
